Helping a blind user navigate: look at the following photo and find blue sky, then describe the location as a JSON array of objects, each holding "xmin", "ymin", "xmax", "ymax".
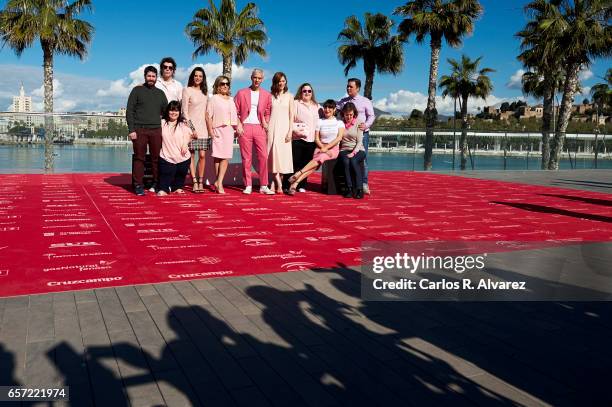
[{"xmin": 0, "ymin": 0, "xmax": 609, "ymax": 114}]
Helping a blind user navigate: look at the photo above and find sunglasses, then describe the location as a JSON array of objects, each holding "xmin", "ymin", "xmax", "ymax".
[
  {"xmin": 302, "ymin": 89, "xmax": 312, "ymax": 94},
  {"xmin": 219, "ymin": 82, "xmax": 230, "ymax": 86},
  {"xmin": 162, "ymin": 65, "xmax": 175, "ymax": 70}
]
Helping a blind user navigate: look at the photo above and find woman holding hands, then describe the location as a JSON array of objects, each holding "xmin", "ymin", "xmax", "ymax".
[
  {"xmin": 181, "ymin": 67, "xmax": 209, "ymax": 193},
  {"xmin": 206, "ymin": 76, "xmax": 238, "ymax": 194},
  {"xmin": 267, "ymin": 72, "xmax": 294, "ymax": 193}
]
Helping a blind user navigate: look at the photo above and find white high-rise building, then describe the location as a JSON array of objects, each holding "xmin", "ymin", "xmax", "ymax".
[
  {"xmin": 11, "ymin": 84, "xmax": 33, "ymax": 126},
  {"xmin": 12, "ymin": 84, "xmax": 32, "ymax": 113}
]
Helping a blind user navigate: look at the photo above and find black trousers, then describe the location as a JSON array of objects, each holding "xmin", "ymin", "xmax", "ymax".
[
  {"xmin": 159, "ymin": 157, "xmax": 191, "ymax": 192},
  {"xmin": 283, "ymin": 139, "xmax": 317, "ymax": 190}
]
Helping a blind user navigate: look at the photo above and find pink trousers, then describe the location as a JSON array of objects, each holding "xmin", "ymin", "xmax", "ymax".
[{"xmin": 239, "ymin": 124, "xmax": 268, "ymax": 186}]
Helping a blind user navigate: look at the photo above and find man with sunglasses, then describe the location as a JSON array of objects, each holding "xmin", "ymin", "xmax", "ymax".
[
  {"xmin": 234, "ymin": 68, "xmax": 275, "ymax": 194},
  {"xmin": 337, "ymin": 78, "xmax": 375, "ymax": 194},
  {"xmin": 126, "ymin": 66, "xmax": 168, "ymax": 196},
  {"xmin": 155, "ymin": 57, "xmax": 183, "ymax": 103}
]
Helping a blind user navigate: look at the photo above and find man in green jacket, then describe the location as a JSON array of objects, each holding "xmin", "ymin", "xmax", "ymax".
[{"xmin": 126, "ymin": 66, "xmax": 168, "ymax": 195}]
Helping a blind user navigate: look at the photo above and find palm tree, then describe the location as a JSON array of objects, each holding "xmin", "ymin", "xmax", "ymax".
[
  {"xmin": 439, "ymin": 55, "xmax": 494, "ymax": 170},
  {"xmin": 186, "ymin": 0, "xmax": 267, "ymax": 80},
  {"xmin": 0, "ymin": 0, "xmax": 93, "ymax": 173},
  {"xmin": 394, "ymin": 0, "xmax": 482, "ymax": 170},
  {"xmin": 337, "ymin": 13, "xmax": 404, "ymax": 100},
  {"xmin": 532, "ymin": 0, "xmax": 611, "ymax": 170},
  {"xmin": 517, "ymin": 0, "xmax": 566, "ymax": 169},
  {"xmin": 590, "ymin": 68, "xmax": 611, "ymax": 115}
]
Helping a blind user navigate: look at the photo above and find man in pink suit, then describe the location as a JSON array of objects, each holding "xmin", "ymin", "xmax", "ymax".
[{"xmin": 235, "ymin": 69, "xmax": 275, "ymax": 194}]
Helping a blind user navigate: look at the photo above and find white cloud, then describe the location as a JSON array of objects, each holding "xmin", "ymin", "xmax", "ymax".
[
  {"xmin": 374, "ymin": 89, "xmax": 510, "ymax": 116},
  {"xmin": 96, "ymin": 79, "xmax": 131, "ymax": 97},
  {"xmin": 32, "ymin": 78, "xmax": 64, "ymax": 97},
  {"xmin": 579, "ymin": 68, "xmax": 593, "ymax": 81},
  {"xmin": 506, "ymin": 69, "xmax": 525, "ymax": 90},
  {"xmin": 95, "ymin": 62, "xmax": 261, "ymax": 104}
]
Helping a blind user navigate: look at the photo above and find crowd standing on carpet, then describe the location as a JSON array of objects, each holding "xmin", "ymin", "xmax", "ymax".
[{"xmin": 126, "ymin": 57, "xmax": 375, "ymax": 199}]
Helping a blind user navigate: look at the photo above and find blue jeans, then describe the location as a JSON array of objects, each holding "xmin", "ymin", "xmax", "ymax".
[
  {"xmin": 339, "ymin": 150, "xmax": 366, "ymax": 189},
  {"xmin": 362, "ymin": 131, "xmax": 369, "ymax": 184}
]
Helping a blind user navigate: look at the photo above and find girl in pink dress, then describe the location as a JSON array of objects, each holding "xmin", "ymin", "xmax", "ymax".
[
  {"xmin": 206, "ymin": 76, "xmax": 238, "ymax": 194},
  {"xmin": 181, "ymin": 67, "xmax": 209, "ymax": 193}
]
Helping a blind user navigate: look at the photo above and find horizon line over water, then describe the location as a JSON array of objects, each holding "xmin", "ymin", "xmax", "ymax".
[{"xmin": 1, "ymin": 145, "xmax": 610, "ymax": 174}]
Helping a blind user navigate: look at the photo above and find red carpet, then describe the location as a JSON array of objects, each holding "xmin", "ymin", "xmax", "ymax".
[{"xmin": 0, "ymin": 171, "xmax": 611, "ymax": 297}]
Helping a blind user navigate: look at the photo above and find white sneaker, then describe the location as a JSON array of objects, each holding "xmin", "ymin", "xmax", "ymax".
[
  {"xmin": 298, "ymin": 188, "xmax": 306, "ymax": 193},
  {"xmin": 242, "ymin": 186, "xmax": 252, "ymax": 194},
  {"xmin": 259, "ymin": 186, "xmax": 275, "ymax": 195},
  {"xmin": 363, "ymin": 184, "xmax": 371, "ymax": 195}
]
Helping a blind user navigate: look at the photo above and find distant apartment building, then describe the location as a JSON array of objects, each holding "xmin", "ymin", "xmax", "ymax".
[
  {"xmin": 11, "ymin": 84, "xmax": 33, "ymax": 126},
  {"xmin": 517, "ymin": 105, "xmax": 544, "ymax": 120}
]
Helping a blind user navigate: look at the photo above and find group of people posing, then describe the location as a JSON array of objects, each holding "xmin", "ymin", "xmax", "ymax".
[{"xmin": 126, "ymin": 57, "xmax": 375, "ymax": 199}]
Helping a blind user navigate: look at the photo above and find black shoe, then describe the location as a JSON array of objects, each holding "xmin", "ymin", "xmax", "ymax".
[
  {"xmin": 148, "ymin": 183, "xmax": 157, "ymax": 193},
  {"xmin": 354, "ymin": 189, "xmax": 363, "ymax": 199},
  {"xmin": 343, "ymin": 188, "xmax": 353, "ymax": 198},
  {"xmin": 134, "ymin": 184, "xmax": 145, "ymax": 196}
]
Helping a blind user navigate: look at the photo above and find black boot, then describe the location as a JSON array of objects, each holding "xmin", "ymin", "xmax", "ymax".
[
  {"xmin": 354, "ymin": 189, "xmax": 364, "ymax": 199},
  {"xmin": 343, "ymin": 187, "xmax": 353, "ymax": 198}
]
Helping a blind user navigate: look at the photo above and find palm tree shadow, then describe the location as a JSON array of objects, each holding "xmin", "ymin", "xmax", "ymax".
[
  {"xmin": 492, "ymin": 201, "xmax": 612, "ymax": 223},
  {"xmin": 246, "ymin": 277, "xmax": 520, "ymax": 406},
  {"xmin": 539, "ymin": 193, "xmax": 612, "ymax": 207},
  {"xmin": 321, "ymin": 262, "xmax": 612, "ymax": 405}
]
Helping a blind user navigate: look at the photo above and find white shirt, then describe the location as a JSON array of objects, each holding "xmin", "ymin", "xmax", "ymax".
[
  {"xmin": 244, "ymin": 90, "xmax": 260, "ymax": 124},
  {"xmin": 316, "ymin": 118, "xmax": 344, "ymax": 143},
  {"xmin": 155, "ymin": 78, "xmax": 183, "ymax": 103}
]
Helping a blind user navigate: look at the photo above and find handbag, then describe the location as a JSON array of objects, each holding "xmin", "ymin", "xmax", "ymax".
[{"xmin": 292, "ymin": 122, "xmax": 308, "ymax": 136}]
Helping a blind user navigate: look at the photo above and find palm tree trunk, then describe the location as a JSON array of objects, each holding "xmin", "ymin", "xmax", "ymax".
[
  {"xmin": 459, "ymin": 95, "xmax": 468, "ymax": 170},
  {"xmin": 541, "ymin": 86, "xmax": 554, "ymax": 169},
  {"xmin": 42, "ymin": 43, "xmax": 55, "ymax": 174},
  {"xmin": 222, "ymin": 54, "xmax": 232, "ymax": 80},
  {"xmin": 424, "ymin": 37, "xmax": 441, "ymax": 171},
  {"xmin": 548, "ymin": 62, "xmax": 580, "ymax": 170},
  {"xmin": 363, "ymin": 58, "xmax": 375, "ymax": 100}
]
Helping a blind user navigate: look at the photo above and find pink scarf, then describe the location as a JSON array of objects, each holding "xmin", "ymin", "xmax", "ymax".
[{"xmin": 344, "ymin": 117, "xmax": 357, "ymax": 130}]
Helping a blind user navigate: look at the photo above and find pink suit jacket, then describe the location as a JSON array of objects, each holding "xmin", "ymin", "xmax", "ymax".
[{"xmin": 234, "ymin": 87, "xmax": 272, "ymax": 126}]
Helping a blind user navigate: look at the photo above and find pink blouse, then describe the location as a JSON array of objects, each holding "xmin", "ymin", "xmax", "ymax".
[
  {"xmin": 206, "ymin": 94, "xmax": 238, "ymax": 129},
  {"xmin": 159, "ymin": 119, "xmax": 193, "ymax": 164},
  {"xmin": 293, "ymin": 100, "xmax": 320, "ymax": 143}
]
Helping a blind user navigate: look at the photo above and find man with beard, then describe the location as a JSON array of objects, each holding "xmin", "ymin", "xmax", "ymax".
[{"xmin": 126, "ymin": 65, "xmax": 168, "ymax": 195}]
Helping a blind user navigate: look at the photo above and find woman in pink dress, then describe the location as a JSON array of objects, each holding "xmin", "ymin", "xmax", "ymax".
[
  {"xmin": 206, "ymin": 75, "xmax": 238, "ymax": 194},
  {"xmin": 267, "ymin": 72, "xmax": 294, "ymax": 193},
  {"xmin": 181, "ymin": 67, "xmax": 209, "ymax": 193}
]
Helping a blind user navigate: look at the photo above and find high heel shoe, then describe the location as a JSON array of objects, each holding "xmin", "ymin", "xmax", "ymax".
[
  {"xmin": 288, "ymin": 170, "xmax": 302, "ymax": 184},
  {"xmin": 214, "ymin": 182, "xmax": 225, "ymax": 194}
]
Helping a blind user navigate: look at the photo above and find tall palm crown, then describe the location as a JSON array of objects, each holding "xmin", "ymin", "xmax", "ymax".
[
  {"xmin": 439, "ymin": 55, "xmax": 494, "ymax": 170},
  {"xmin": 528, "ymin": 0, "xmax": 611, "ymax": 169},
  {"xmin": 590, "ymin": 68, "xmax": 612, "ymax": 112},
  {"xmin": 517, "ymin": 0, "xmax": 569, "ymax": 169},
  {"xmin": 186, "ymin": 0, "xmax": 267, "ymax": 80},
  {"xmin": 337, "ymin": 12, "xmax": 404, "ymax": 100},
  {"xmin": 0, "ymin": 0, "xmax": 94, "ymax": 173},
  {"xmin": 394, "ymin": 0, "xmax": 482, "ymax": 170}
]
